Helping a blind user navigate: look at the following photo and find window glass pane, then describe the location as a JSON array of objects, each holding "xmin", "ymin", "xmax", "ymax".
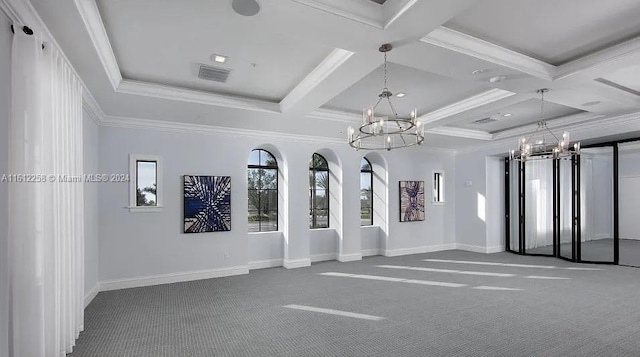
[
  {"xmin": 315, "ymin": 210, "xmax": 329, "ymax": 228},
  {"xmin": 262, "ymin": 168, "xmax": 277, "ymax": 189},
  {"xmin": 136, "ymin": 161, "xmax": 157, "ymax": 206},
  {"xmin": 361, "ymin": 206, "xmax": 372, "ymax": 226},
  {"xmin": 248, "ymin": 150, "xmax": 260, "ymax": 166},
  {"xmin": 311, "ymin": 153, "xmax": 328, "ymax": 169},
  {"xmin": 315, "ymin": 171, "xmax": 328, "ymax": 190},
  {"xmin": 248, "ymin": 209, "xmax": 260, "ymax": 232},
  {"xmin": 262, "ymin": 211, "xmax": 278, "ymax": 231},
  {"xmin": 248, "ymin": 168, "xmax": 261, "ymax": 189},
  {"xmin": 315, "ymin": 189, "xmax": 327, "ymax": 209},
  {"xmin": 260, "ymin": 190, "xmax": 277, "ymax": 212},
  {"xmin": 247, "ymin": 193, "xmax": 259, "ymax": 211},
  {"xmin": 361, "ymin": 158, "xmax": 372, "ymax": 171},
  {"xmin": 260, "ymin": 150, "xmax": 277, "ymax": 166},
  {"xmin": 360, "ymin": 172, "xmax": 372, "ymax": 191}
]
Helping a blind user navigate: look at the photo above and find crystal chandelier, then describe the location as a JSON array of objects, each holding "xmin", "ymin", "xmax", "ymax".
[
  {"xmin": 347, "ymin": 44, "xmax": 424, "ymax": 151},
  {"xmin": 509, "ymin": 89, "xmax": 581, "ymax": 161}
]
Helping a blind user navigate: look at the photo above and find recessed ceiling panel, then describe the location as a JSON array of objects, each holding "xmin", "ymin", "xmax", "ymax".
[
  {"xmin": 97, "ymin": 0, "xmax": 334, "ymax": 102},
  {"xmin": 323, "ymin": 62, "xmax": 487, "ymax": 117},
  {"xmin": 445, "ymin": 0, "xmax": 640, "ymax": 65},
  {"xmin": 450, "ymin": 99, "xmax": 584, "ymax": 133}
]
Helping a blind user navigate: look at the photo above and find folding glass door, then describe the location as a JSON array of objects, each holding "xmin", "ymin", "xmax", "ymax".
[{"xmin": 505, "ymin": 145, "xmax": 618, "ymax": 264}]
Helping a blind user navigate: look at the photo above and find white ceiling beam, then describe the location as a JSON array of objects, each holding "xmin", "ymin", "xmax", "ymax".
[
  {"xmin": 421, "ymin": 27, "xmax": 556, "ymax": 81},
  {"xmin": 74, "ymin": 0, "xmax": 122, "ymax": 91},
  {"xmin": 429, "ymin": 127, "xmax": 492, "ymax": 140},
  {"xmin": 118, "ymin": 80, "xmax": 281, "ymax": 114},
  {"xmin": 419, "ymin": 89, "xmax": 518, "ymax": 128},
  {"xmin": 555, "ymin": 36, "xmax": 640, "ymax": 81},
  {"xmin": 280, "ymin": 48, "xmax": 354, "ymax": 113}
]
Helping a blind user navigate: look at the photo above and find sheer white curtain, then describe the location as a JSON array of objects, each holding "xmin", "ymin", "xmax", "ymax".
[
  {"xmin": 9, "ymin": 27, "xmax": 84, "ymax": 357},
  {"xmin": 524, "ymin": 159, "xmax": 554, "ymax": 249}
]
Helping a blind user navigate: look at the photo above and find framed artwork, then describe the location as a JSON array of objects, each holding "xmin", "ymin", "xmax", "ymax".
[
  {"xmin": 183, "ymin": 175, "xmax": 231, "ymax": 233},
  {"xmin": 399, "ymin": 180, "xmax": 425, "ymax": 222}
]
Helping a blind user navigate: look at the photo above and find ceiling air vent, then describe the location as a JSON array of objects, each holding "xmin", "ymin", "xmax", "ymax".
[
  {"xmin": 369, "ymin": 0, "xmax": 387, "ymax": 4},
  {"xmin": 198, "ymin": 64, "xmax": 231, "ymax": 83},
  {"xmin": 473, "ymin": 117, "xmax": 499, "ymax": 125}
]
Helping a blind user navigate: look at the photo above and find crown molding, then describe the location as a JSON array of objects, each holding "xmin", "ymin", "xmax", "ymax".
[
  {"xmin": 81, "ymin": 91, "xmax": 106, "ymax": 126},
  {"xmin": 102, "ymin": 115, "xmax": 347, "ymax": 145},
  {"xmin": 0, "ymin": 0, "xmax": 21, "ymax": 22},
  {"xmin": 74, "ymin": 0, "xmax": 122, "ymax": 90},
  {"xmin": 429, "ymin": 127, "xmax": 492, "ymax": 141},
  {"xmin": 280, "ymin": 48, "xmax": 354, "ymax": 113},
  {"xmin": 555, "ymin": 36, "xmax": 640, "ymax": 80},
  {"xmin": 307, "ymin": 108, "xmax": 360, "ymax": 123},
  {"xmin": 491, "ymin": 112, "xmax": 604, "ymax": 140},
  {"xmin": 382, "ymin": 0, "xmax": 417, "ymax": 30},
  {"xmin": 421, "ymin": 27, "xmax": 556, "ymax": 81},
  {"xmin": 419, "ymin": 88, "xmax": 516, "ymax": 127},
  {"xmin": 290, "ymin": 0, "xmax": 383, "ymax": 29},
  {"xmin": 117, "ymin": 80, "xmax": 282, "ymax": 114},
  {"xmin": 456, "ymin": 111, "xmax": 640, "ymax": 156}
]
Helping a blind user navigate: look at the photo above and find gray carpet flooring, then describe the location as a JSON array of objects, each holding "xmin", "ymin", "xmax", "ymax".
[{"xmin": 70, "ymin": 250, "xmax": 640, "ymax": 357}]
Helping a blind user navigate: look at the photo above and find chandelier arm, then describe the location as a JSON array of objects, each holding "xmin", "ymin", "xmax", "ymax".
[
  {"xmin": 387, "ymin": 97, "xmax": 399, "ymax": 117},
  {"xmin": 544, "ymin": 122, "xmax": 561, "ymax": 142},
  {"xmin": 372, "ymin": 96, "xmax": 382, "ymax": 111}
]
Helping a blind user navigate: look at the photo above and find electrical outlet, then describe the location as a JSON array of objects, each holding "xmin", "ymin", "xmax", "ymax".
[{"xmin": 223, "ymin": 252, "xmax": 230, "ymax": 260}]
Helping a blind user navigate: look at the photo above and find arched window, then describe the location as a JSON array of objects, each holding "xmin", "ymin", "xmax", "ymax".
[
  {"xmin": 360, "ymin": 158, "xmax": 373, "ymax": 226},
  {"xmin": 309, "ymin": 153, "xmax": 329, "ymax": 229},
  {"xmin": 248, "ymin": 149, "xmax": 278, "ymax": 232}
]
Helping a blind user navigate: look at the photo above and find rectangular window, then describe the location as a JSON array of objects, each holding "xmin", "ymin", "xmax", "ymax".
[
  {"xmin": 433, "ymin": 171, "xmax": 445, "ymax": 204},
  {"xmin": 129, "ymin": 154, "xmax": 163, "ymax": 212}
]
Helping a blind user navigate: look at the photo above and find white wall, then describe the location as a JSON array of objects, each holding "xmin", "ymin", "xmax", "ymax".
[
  {"xmin": 454, "ymin": 152, "xmax": 505, "ymax": 253},
  {"xmin": 96, "ymin": 125, "xmax": 456, "ymax": 284},
  {"xmin": 455, "ymin": 152, "xmax": 488, "ymax": 249},
  {"xmin": 83, "ymin": 110, "xmax": 100, "ymax": 301},
  {"xmin": 0, "ymin": 11, "xmax": 10, "ymax": 357}
]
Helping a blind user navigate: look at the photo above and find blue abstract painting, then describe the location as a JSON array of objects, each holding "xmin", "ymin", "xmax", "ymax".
[
  {"xmin": 399, "ymin": 181, "xmax": 425, "ymax": 222},
  {"xmin": 184, "ymin": 175, "xmax": 231, "ymax": 233}
]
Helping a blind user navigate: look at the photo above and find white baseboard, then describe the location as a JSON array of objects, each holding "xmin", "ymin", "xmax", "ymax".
[
  {"xmin": 338, "ymin": 253, "xmax": 362, "ymax": 262},
  {"xmin": 249, "ymin": 259, "xmax": 283, "ymax": 270},
  {"xmin": 361, "ymin": 249, "xmax": 382, "ymax": 257},
  {"xmin": 456, "ymin": 243, "xmax": 505, "ymax": 254},
  {"xmin": 310, "ymin": 253, "xmax": 338, "ymax": 263},
  {"xmin": 100, "ymin": 265, "xmax": 249, "ymax": 291},
  {"xmin": 384, "ymin": 244, "xmax": 456, "ymax": 257},
  {"xmin": 283, "ymin": 258, "xmax": 311, "ymax": 269},
  {"xmin": 84, "ymin": 284, "xmax": 100, "ymax": 308}
]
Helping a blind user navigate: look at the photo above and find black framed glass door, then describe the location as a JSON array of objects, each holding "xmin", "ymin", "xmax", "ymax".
[{"xmin": 505, "ymin": 144, "xmax": 618, "ymax": 264}]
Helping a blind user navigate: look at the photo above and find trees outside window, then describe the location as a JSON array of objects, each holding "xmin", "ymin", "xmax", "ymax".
[
  {"xmin": 309, "ymin": 153, "xmax": 329, "ymax": 229},
  {"xmin": 248, "ymin": 149, "xmax": 278, "ymax": 232}
]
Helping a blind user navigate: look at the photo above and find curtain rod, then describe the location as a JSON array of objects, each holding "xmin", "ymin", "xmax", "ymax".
[{"xmin": 10, "ymin": 25, "xmax": 45, "ymax": 49}]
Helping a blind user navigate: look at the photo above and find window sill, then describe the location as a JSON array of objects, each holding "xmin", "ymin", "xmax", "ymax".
[
  {"xmin": 431, "ymin": 201, "xmax": 446, "ymax": 206},
  {"xmin": 248, "ymin": 231, "xmax": 281, "ymax": 235},
  {"xmin": 127, "ymin": 206, "xmax": 164, "ymax": 213},
  {"xmin": 310, "ymin": 227, "xmax": 332, "ymax": 231}
]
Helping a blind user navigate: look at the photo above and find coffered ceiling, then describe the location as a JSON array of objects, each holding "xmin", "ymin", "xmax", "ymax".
[{"xmin": 22, "ymin": 0, "xmax": 640, "ymax": 152}]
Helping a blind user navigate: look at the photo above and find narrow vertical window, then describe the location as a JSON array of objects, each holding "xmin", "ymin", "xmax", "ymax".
[
  {"xmin": 360, "ymin": 158, "xmax": 373, "ymax": 226},
  {"xmin": 136, "ymin": 161, "xmax": 157, "ymax": 206},
  {"xmin": 309, "ymin": 153, "xmax": 329, "ymax": 229},
  {"xmin": 129, "ymin": 154, "xmax": 163, "ymax": 212},
  {"xmin": 433, "ymin": 171, "xmax": 445, "ymax": 204},
  {"xmin": 248, "ymin": 149, "xmax": 278, "ymax": 232}
]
